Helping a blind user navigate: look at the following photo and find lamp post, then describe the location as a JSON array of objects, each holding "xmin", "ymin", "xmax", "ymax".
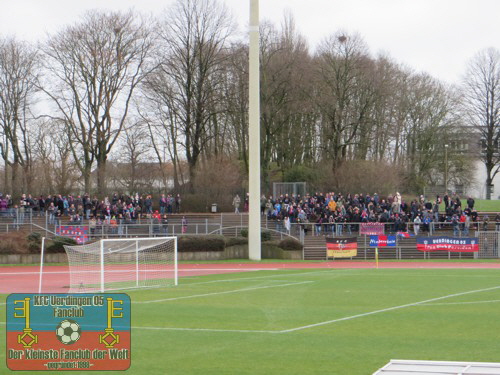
[{"xmin": 444, "ymin": 144, "xmax": 449, "ymax": 194}]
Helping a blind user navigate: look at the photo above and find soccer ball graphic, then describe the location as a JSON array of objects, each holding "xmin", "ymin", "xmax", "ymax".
[{"xmin": 55, "ymin": 319, "xmax": 81, "ymax": 345}]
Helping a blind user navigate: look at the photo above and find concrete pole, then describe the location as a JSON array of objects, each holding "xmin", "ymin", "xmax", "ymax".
[
  {"xmin": 248, "ymin": 0, "xmax": 261, "ymax": 260},
  {"xmin": 444, "ymin": 144, "xmax": 448, "ymax": 195}
]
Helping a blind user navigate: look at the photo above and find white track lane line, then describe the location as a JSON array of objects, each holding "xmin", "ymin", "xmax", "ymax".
[{"xmin": 134, "ymin": 281, "xmax": 314, "ymax": 304}]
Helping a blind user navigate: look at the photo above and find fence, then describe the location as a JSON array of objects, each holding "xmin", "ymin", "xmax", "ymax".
[
  {"xmin": 3, "ymin": 211, "xmax": 500, "ymax": 259},
  {"xmin": 475, "ymin": 231, "xmax": 500, "ymax": 258}
]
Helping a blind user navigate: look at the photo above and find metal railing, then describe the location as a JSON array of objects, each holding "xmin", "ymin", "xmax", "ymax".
[{"xmin": 1, "ymin": 210, "xmax": 494, "ymax": 242}]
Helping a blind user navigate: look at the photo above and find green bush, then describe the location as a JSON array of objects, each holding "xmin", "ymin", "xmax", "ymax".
[
  {"xmin": 0, "ymin": 231, "xmax": 32, "ymax": 254},
  {"xmin": 225, "ymin": 237, "xmax": 248, "ymax": 247},
  {"xmin": 26, "ymin": 232, "xmax": 43, "ymax": 254},
  {"xmin": 240, "ymin": 229, "xmax": 272, "ymax": 241},
  {"xmin": 178, "ymin": 235, "xmax": 225, "ymax": 252},
  {"xmin": 278, "ymin": 237, "xmax": 303, "ymax": 251},
  {"xmin": 27, "ymin": 232, "xmax": 42, "ymax": 243},
  {"xmin": 45, "ymin": 236, "xmax": 78, "ymax": 253}
]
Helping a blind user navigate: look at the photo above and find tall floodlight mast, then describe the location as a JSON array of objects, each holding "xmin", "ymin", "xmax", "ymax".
[{"xmin": 248, "ymin": 0, "xmax": 261, "ymax": 260}]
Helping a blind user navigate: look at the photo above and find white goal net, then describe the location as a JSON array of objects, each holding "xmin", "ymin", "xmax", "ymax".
[{"xmin": 62, "ymin": 237, "xmax": 177, "ymax": 293}]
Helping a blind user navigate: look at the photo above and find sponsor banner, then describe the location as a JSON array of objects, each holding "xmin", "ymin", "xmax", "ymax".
[
  {"xmin": 6, "ymin": 293, "xmax": 131, "ymax": 371},
  {"xmin": 416, "ymin": 236, "xmax": 479, "ymax": 252},
  {"xmin": 56, "ymin": 226, "xmax": 89, "ymax": 245},
  {"xmin": 326, "ymin": 237, "xmax": 358, "ymax": 258},
  {"xmin": 369, "ymin": 235, "xmax": 397, "ymax": 247},
  {"xmin": 360, "ymin": 222, "xmax": 385, "ymax": 236}
]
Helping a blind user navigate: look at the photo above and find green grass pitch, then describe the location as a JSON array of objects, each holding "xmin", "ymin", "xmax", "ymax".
[{"xmin": 2, "ymin": 267, "xmax": 500, "ymax": 374}]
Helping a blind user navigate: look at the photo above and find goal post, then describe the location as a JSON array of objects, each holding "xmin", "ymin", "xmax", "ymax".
[{"xmin": 61, "ymin": 237, "xmax": 177, "ymax": 293}]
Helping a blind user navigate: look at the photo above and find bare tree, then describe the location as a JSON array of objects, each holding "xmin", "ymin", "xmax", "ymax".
[
  {"xmin": 401, "ymin": 73, "xmax": 458, "ymax": 192},
  {"xmin": 111, "ymin": 122, "xmax": 153, "ymax": 194},
  {"xmin": 139, "ymin": 76, "xmax": 185, "ymax": 191},
  {"xmin": 314, "ymin": 32, "xmax": 374, "ymax": 172},
  {"xmin": 150, "ymin": 0, "xmax": 235, "ymax": 192},
  {"xmin": 41, "ymin": 10, "xmax": 156, "ymax": 195},
  {"xmin": 0, "ymin": 37, "xmax": 39, "ymax": 197},
  {"xmin": 219, "ymin": 42, "xmax": 249, "ymax": 168},
  {"xmin": 462, "ymin": 48, "xmax": 500, "ymax": 199}
]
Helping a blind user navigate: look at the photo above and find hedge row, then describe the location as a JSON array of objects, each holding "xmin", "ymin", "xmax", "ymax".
[
  {"xmin": 239, "ymin": 229, "xmax": 272, "ymax": 241},
  {"xmin": 178, "ymin": 235, "xmax": 226, "ymax": 252},
  {"xmin": 0, "ymin": 232, "xmax": 77, "ymax": 254},
  {"xmin": 0, "ymin": 232, "xmax": 302, "ymax": 254}
]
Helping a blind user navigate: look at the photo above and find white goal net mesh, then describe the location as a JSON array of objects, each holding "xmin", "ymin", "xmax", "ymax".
[{"xmin": 63, "ymin": 237, "xmax": 177, "ymax": 293}]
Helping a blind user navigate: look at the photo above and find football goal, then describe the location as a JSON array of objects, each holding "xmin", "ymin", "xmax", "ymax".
[{"xmin": 39, "ymin": 237, "xmax": 177, "ymax": 293}]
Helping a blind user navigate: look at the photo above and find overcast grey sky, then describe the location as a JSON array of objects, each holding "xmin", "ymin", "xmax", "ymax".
[{"xmin": 1, "ymin": 0, "xmax": 499, "ymax": 85}]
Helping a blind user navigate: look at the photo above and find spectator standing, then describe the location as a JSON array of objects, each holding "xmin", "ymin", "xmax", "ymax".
[
  {"xmin": 483, "ymin": 214, "xmax": 489, "ymax": 231},
  {"xmin": 89, "ymin": 216, "xmax": 96, "ymax": 239},
  {"xmin": 284, "ymin": 216, "xmax": 291, "ymax": 234},
  {"xmin": 159, "ymin": 194, "xmax": 167, "ymax": 215},
  {"xmin": 232, "ymin": 194, "xmax": 241, "ymax": 214},
  {"xmin": 38, "ymin": 196, "xmax": 45, "ymax": 217},
  {"xmin": 0, "ymin": 194, "xmax": 7, "ymax": 216},
  {"xmin": 315, "ymin": 215, "xmax": 323, "ymax": 236},
  {"xmin": 181, "ymin": 216, "xmax": 187, "ymax": 234},
  {"xmin": 167, "ymin": 194, "xmax": 174, "ymax": 214},
  {"xmin": 452, "ymin": 214, "xmax": 459, "ymax": 236},
  {"xmin": 432, "ymin": 200, "xmax": 440, "ymax": 225},
  {"xmin": 471, "ymin": 210, "xmax": 479, "ymax": 230},
  {"xmin": 467, "ymin": 196, "xmax": 475, "ymax": 210},
  {"xmin": 260, "ymin": 195, "xmax": 267, "ymax": 216},
  {"xmin": 459, "ymin": 212, "xmax": 467, "ymax": 235},
  {"xmin": 244, "ymin": 193, "xmax": 249, "ymax": 212},
  {"xmin": 175, "ymin": 194, "xmax": 181, "ymax": 214},
  {"xmin": 413, "ymin": 215, "xmax": 421, "ymax": 236},
  {"xmin": 47, "ymin": 203, "xmax": 56, "ymax": 225},
  {"xmin": 144, "ymin": 195, "xmax": 153, "ymax": 214}
]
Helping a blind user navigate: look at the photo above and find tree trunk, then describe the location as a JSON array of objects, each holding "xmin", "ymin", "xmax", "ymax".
[
  {"xmin": 11, "ymin": 162, "xmax": 21, "ymax": 199},
  {"xmin": 96, "ymin": 157, "xmax": 107, "ymax": 197},
  {"xmin": 486, "ymin": 175, "xmax": 492, "ymax": 200}
]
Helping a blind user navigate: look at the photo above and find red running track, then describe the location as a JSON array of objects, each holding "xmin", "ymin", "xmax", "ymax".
[{"xmin": 1, "ymin": 261, "xmax": 500, "ymax": 294}]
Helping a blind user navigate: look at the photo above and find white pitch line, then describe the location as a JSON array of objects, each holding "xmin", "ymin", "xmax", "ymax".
[
  {"xmin": 2, "ymin": 285, "xmax": 500, "ymax": 335},
  {"xmin": 181, "ymin": 269, "xmax": 358, "ymax": 287},
  {"xmin": 131, "ymin": 325, "xmax": 277, "ymax": 334},
  {"xmin": 279, "ymin": 284, "xmax": 500, "ymax": 333},
  {"xmin": 134, "ymin": 281, "xmax": 314, "ymax": 304},
  {"xmin": 0, "ymin": 268, "xmax": 265, "ymax": 276},
  {"xmin": 423, "ymin": 299, "xmax": 500, "ymax": 306}
]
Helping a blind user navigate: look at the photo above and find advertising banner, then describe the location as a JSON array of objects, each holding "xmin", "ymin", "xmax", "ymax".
[
  {"xmin": 416, "ymin": 236, "xmax": 479, "ymax": 252},
  {"xmin": 369, "ymin": 235, "xmax": 397, "ymax": 247},
  {"xmin": 56, "ymin": 226, "xmax": 89, "ymax": 244}
]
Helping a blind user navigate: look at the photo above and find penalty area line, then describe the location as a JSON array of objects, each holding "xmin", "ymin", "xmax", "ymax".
[{"xmin": 133, "ymin": 281, "xmax": 314, "ymax": 304}]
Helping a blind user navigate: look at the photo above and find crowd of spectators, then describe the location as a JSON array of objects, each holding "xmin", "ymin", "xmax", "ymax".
[
  {"xmin": 0, "ymin": 192, "xmax": 182, "ymax": 226},
  {"xmin": 259, "ymin": 191, "xmax": 498, "ymax": 235},
  {"xmin": 0, "ymin": 190, "xmax": 498, "ymax": 236}
]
